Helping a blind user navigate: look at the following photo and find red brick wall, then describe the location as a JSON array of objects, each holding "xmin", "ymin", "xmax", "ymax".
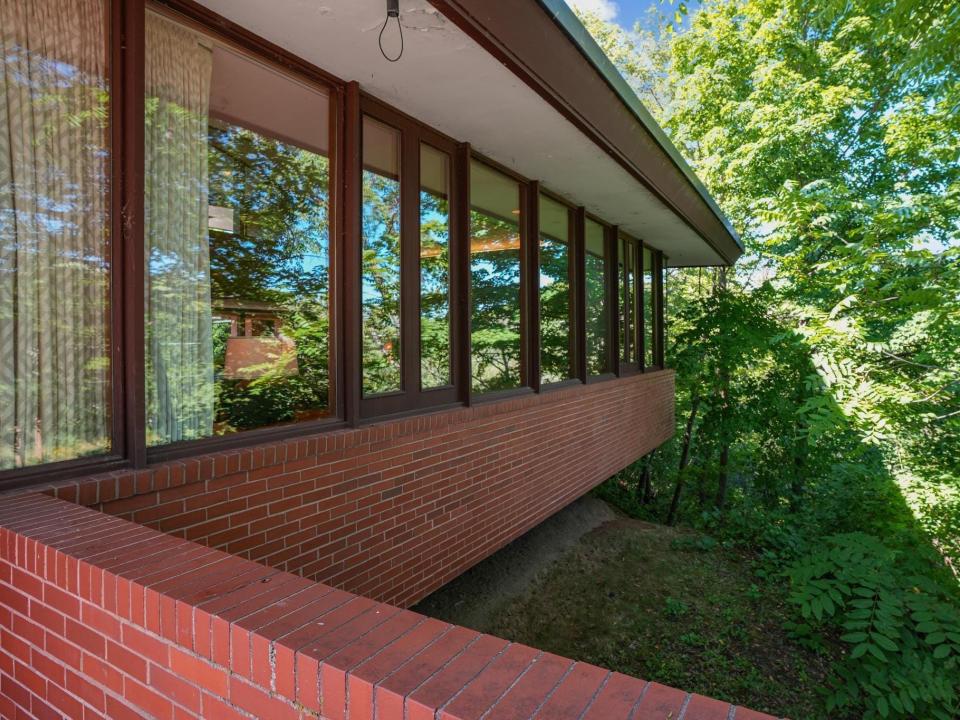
[
  {"xmin": 45, "ymin": 371, "xmax": 673, "ymax": 608},
  {"xmin": 0, "ymin": 492, "xmax": 772, "ymax": 720}
]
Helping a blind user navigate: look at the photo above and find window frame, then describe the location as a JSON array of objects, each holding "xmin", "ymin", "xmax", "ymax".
[
  {"xmin": 357, "ymin": 95, "xmax": 463, "ymax": 419},
  {"xmin": 618, "ymin": 231, "xmax": 643, "ymax": 375},
  {"xmin": 0, "ymin": 0, "xmax": 127, "ymax": 490},
  {"xmin": 536, "ymin": 187, "xmax": 581, "ymax": 389},
  {"xmin": 137, "ymin": 0, "xmax": 346, "ymax": 463},
  {"xmin": 583, "ymin": 212, "xmax": 618, "ymax": 381},
  {"xmin": 467, "ymin": 152, "xmax": 537, "ymax": 402},
  {"xmin": 640, "ymin": 243, "xmax": 667, "ymax": 372},
  {"xmin": 0, "ymin": 0, "xmax": 675, "ymax": 490}
]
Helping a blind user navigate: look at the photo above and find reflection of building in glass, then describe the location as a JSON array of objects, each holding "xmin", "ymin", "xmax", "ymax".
[{"xmin": 213, "ymin": 298, "xmax": 299, "ymax": 380}]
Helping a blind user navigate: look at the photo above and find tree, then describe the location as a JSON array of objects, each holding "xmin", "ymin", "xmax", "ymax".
[{"xmin": 581, "ymin": 2, "xmax": 960, "ymax": 717}]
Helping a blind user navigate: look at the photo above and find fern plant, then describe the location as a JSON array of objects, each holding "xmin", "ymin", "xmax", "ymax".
[{"xmin": 785, "ymin": 533, "xmax": 960, "ymax": 718}]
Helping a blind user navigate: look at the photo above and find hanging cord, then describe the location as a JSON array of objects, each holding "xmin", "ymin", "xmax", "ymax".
[{"xmin": 378, "ymin": 13, "xmax": 403, "ymax": 62}]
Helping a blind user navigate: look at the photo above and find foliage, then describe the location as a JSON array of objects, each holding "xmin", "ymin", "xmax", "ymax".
[
  {"xmin": 786, "ymin": 533, "xmax": 960, "ymax": 718},
  {"xmin": 579, "ymin": 0, "xmax": 960, "ymax": 716}
]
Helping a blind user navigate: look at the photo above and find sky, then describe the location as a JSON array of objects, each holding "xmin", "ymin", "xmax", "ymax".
[
  {"xmin": 566, "ymin": 0, "xmax": 654, "ymax": 28},
  {"xmin": 566, "ymin": 0, "xmax": 700, "ymax": 32}
]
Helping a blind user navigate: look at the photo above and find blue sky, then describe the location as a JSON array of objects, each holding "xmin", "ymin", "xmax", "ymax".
[{"xmin": 566, "ymin": 0, "xmax": 699, "ymax": 31}]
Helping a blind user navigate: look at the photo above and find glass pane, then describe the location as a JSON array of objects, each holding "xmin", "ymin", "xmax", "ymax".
[
  {"xmin": 617, "ymin": 237, "xmax": 630, "ymax": 362},
  {"xmin": 644, "ymin": 246, "xmax": 654, "ymax": 369},
  {"xmin": 145, "ymin": 13, "xmax": 332, "ymax": 444},
  {"xmin": 470, "ymin": 161, "xmax": 522, "ymax": 392},
  {"xmin": 661, "ymin": 260, "xmax": 668, "ymax": 365},
  {"xmin": 539, "ymin": 195, "xmax": 573, "ymax": 383},
  {"xmin": 620, "ymin": 237, "xmax": 637, "ymax": 364},
  {"xmin": 0, "ymin": 0, "xmax": 112, "ymax": 468},
  {"xmin": 585, "ymin": 219, "xmax": 609, "ymax": 375},
  {"xmin": 420, "ymin": 144, "xmax": 451, "ymax": 389},
  {"xmin": 362, "ymin": 117, "xmax": 402, "ymax": 396}
]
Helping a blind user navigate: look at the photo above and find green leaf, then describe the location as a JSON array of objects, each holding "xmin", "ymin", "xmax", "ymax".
[
  {"xmin": 932, "ymin": 644, "xmax": 951, "ymax": 659},
  {"xmin": 841, "ymin": 632, "xmax": 868, "ymax": 643},
  {"xmin": 871, "ymin": 633, "xmax": 898, "ymax": 652}
]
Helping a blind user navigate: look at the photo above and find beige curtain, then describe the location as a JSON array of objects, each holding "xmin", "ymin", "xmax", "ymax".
[
  {"xmin": 0, "ymin": 0, "xmax": 111, "ymax": 468},
  {"xmin": 144, "ymin": 12, "xmax": 215, "ymax": 445}
]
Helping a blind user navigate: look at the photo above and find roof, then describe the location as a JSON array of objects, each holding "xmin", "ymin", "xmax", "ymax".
[
  {"xmin": 195, "ymin": 0, "xmax": 741, "ymax": 265},
  {"xmin": 538, "ymin": 0, "xmax": 743, "ymax": 256}
]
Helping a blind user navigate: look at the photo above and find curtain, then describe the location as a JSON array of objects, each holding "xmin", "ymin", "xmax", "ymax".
[
  {"xmin": 0, "ymin": 0, "xmax": 111, "ymax": 468},
  {"xmin": 144, "ymin": 12, "xmax": 215, "ymax": 445}
]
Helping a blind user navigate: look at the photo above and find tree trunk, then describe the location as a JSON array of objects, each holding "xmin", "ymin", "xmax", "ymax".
[
  {"xmin": 641, "ymin": 451, "xmax": 655, "ymax": 504},
  {"xmin": 790, "ymin": 419, "xmax": 807, "ymax": 512},
  {"xmin": 637, "ymin": 449, "xmax": 656, "ymax": 504},
  {"xmin": 714, "ymin": 267, "xmax": 731, "ymax": 513},
  {"xmin": 715, "ymin": 444, "xmax": 729, "ymax": 511},
  {"xmin": 667, "ymin": 396, "xmax": 700, "ymax": 526}
]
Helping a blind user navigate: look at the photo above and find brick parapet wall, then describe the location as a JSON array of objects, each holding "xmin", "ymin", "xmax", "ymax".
[
  {"xmin": 0, "ymin": 492, "xmax": 777, "ymax": 720},
  {"xmin": 16, "ymin": 371, "xmax": 676, "ymax": 608}
]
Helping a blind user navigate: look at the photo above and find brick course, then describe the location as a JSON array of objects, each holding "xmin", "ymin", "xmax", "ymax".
[
  {"xmin": 40, "ymin": 371, "xmax": 675, "ymax": 608},
  {"xmin": 0, "ymin": 492, "xmax": 777, "ymax": 720}
]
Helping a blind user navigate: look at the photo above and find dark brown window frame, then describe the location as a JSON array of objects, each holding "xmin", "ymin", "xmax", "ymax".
[
  {"xmin": 466, "ymin": 153, "xmax": 537, "ymax": 402},
  {"xmin": 357, "ymin": 96, "xmax": 463, "ymax": 419},
  {"xmin": 583, "ymin": 212, "xmax": 618, "ymax": 382},
  {"xmin": 536, "ymin": 188, "xmax": 581, "ymax": 390},
  {"xmin": 618, "ymin": 231, "xmax": 643, "ymax": 375},
  {"xmin": 0, "ymin": 0, "xmax": 671, "ymax": 491},
  {"xmin": 640, "ymin": 243, "xmax": 667, "ymax": 372},
  {"xmin": 142, "ymin": 0, "xmax": 347, "ymax": 463}
]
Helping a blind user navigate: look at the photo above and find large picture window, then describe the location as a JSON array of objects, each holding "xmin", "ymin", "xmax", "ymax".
[
  {"xmin": 585, "ymin": 218, "xmax": 610, "ymax": 376},
  {"xmin": 0, "ymin": 0, "xmax": 112, "ymax": 469},
  {"xmin": 539, "ymin": 195, "xmax": 575, "ymax": 384},
  {"xmin": 470, "ymin": 161, "xmax": 523, "ymax": 393},
  {"xmin": 144, "ymin": 10, "xmax": 333, "ymax": 445}
]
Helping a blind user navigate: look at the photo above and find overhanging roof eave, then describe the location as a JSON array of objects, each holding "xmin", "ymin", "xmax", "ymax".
[{"xmin": 535, "ymin": 0, "xmax": 743, "ymax": 259}]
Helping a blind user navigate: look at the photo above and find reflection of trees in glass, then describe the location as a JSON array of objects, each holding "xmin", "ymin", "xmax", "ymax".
[
  {"xmin": 420, "ymin": 186, "xmax": 451, "ymax": 388},
  {"xmin": 644, "ymin": 248, "xmax": 654, "ymax": 368},
  {"xmin": 0, "ymin": 6, "xmax": 112, "ymax": 468},
  {"xmin": 207, "ymin": 124, "xmax": 330, "ymax": 433},
  {"xmin": 586, "ymin": 250, "xmax": 609, "ymax": 375},
  {"xmin": 470, "ymin": 210, "xmax": 522, "ymax": 392},
  {"xmin": 619, "ymin": 239, "xmax": 638, "ymax": 364},
  {"xmin": 361, "ymin": 170, "xmax": 402, "ymax": 395},
  {"xmin": 539, "ymin": 234, "xmax": 573, "ymax": 383}
]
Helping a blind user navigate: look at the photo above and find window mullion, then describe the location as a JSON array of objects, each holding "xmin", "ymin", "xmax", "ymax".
[{"xmin": 401, "ymin": 129, "xmax": 420, "ymax": 399}]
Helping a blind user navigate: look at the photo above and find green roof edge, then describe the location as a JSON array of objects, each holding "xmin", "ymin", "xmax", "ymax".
[{"xmin": 536, "ymin": 0, "xmax": 743, "ymax": 252}]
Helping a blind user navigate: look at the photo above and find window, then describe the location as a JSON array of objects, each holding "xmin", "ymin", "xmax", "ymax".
[
  {"xmin": 0, "ymin": 0, "xmax": 112, "ymax": 469},
  {"xmin": 144, "ymin": 10, "xmax": 333, "ymax": 445},
  {"xmin": 584, "ymin": 218, "xmax": 610, "ymax": 376},
  {"xmin": 420, "ymin": 144, "xmax": 453, "ymax": 389},
  {"xmin": 470, "ymin": 161, "xmax": 523, "ymax": 393},
  {"xmin": 661, "ymin": 259, "xmax": 668, "ymax": 367},
  {"xmin": 619, "ymin": 234, "xmax": 641, "ymax": 369},
  {"xmin": 361, "ymin": 117, "xmax": 402, "ymax": 395},
  {"xmin": 539, "ymin": 195, "xmax": 575, "ymax": 383},
  {"xmin": 358, "ymin": 102, "xmax": 459, "ymax": 417},
  {"xmin": 643, "ymin": 246, "xmax": 656, "ymax": 369}
]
